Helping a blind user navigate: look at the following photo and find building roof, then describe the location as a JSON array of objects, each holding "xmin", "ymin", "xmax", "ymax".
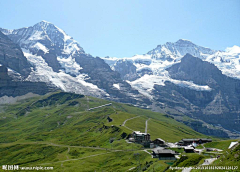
[
  {"xmin": 154, "ymin": 138, "xmax": 165, "ymax": 143},
  {"xmin": 181, "ymin": 138, "xmax": 212, "ymax": 142},
  {"xmin": 129, "ymin": 138, "xmax": 135, "ymax": 141},
  {"xmin": 153, "ymin": 148, "xmax": 176, "ymax": 154},
  {"xmin": 184, "ymin": 147, "xmax": 194, "ymax": 150},
  {"xmin": 228, "ymin": 142, "xmax": 239, "ymax": 149},
  {"xmin": 133, "ymin": 131, "xmax": 150, "ymax": 136}
]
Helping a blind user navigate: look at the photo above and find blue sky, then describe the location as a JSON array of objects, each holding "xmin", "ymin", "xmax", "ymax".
[{"xmin": 1, "ymin": 0, "xmax": 239, "ymax": 57}]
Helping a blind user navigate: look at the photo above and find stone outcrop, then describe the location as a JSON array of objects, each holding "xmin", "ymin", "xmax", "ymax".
[
  {"xmin": 113, "ymin": 60, "xmax": 139, "ymax": 81},
  {"xmin": 0, "ymin": 66, "xmax": 56, "ymax": 97},
  {"xmin": 0, "ymin": 31, "xmax": 31, "ymax": 77}
]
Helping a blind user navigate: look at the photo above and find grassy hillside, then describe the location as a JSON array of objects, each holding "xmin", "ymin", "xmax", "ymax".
[{"xmin": 0, "ymin": 92, "xmax": 211, "ymax": 171}]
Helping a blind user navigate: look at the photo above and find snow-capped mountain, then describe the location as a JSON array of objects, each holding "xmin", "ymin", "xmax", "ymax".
[
  {"xmin": 1, "ymin": 20, "xmax": 84, "ymax": 56},
  {"xmin": 102, "ymin": 39, "xmax": 240, "ymax": 98},
  {"xmin": 102, "ymin": 39, "xmax": 240, "ymax": 137},
  {"xmin": 0, "ymin": 21, "xmax": 149, "ymax": 105},
  {"xmin": 147, "ymin": 39, "xmax": 216, "ymax": 60},
  {"xmin": 1, "ymin": 21, "xmax": 240, "ymax": 137},
  {"xmin": 0, "ymin": 21, "xmax": 105, "ymax": 97}
]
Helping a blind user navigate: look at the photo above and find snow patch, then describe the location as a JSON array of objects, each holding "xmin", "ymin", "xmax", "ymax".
[
  {"xmin": 57, "ymin": 56, "xmax": 82, "ymax": 76},
  {"xmin": 28, "ymin": 31, "xmax": 46, "ymax": 41},
  {"xmin": 22, "ymin": 49, "xmax": 108, "ymax": 97},
  {"xmin": 129, "ymin": 72, "xmax": 212, "ymax": 98},
  {"xmin": 113, "ymin": 83, "xmax": 120, "ymax": 90},
  {"xmin": 32, "ymin": 42, "xmax": 49, "ymax": 53},
  {"xmin": 226, "ymin": 45, "xmax": 240, "ymax": 54}
]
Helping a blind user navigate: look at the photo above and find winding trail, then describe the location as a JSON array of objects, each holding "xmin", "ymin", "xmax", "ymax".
[
  {"xmin": 38, "ymin": 142, "xmax": 151, "ymax": 165},
  {"xmin": 122, "ymin": 116, "xmax": 140, "ymax": 132},
  {"xmin": 4, "ymin": 140, "xmax": 153, "ymax": 167},
  {"xmin": 66, "ymin": 147, "xmax": 70, "ymax": 159},
  {"xmin": 122, "ymin": 116, "xmax": 140, "ymax": 126},
  {"xmin": 145, "ymin": 118, "xmax": 150, "ymax": 133}
]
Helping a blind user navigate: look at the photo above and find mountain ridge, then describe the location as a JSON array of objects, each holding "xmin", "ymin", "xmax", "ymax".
[
  {"xmin": 0, "ymin": 21, "xmax": 150, "ymax": 106},
  {"xmin": 1, "ymin": 21, "xmax": 240, "ymax": 138}
]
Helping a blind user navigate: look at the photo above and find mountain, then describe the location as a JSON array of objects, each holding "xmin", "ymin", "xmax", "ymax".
[
  {"xmin": 0, "ymin": 65, "xmax": 55, "ymax": 97},
  {"xmin": 103, "ymin": 39, "xmax": 240, "ymax": 94},
  {"xmin": 156, "ymin": 54, "xmax": 240, "ymax": 136},
  {"xmin": 1, "ymin": 20, "xmax": 84, "ymax": 72},
  {"xmin": 0, "ymin": 30, "xmax": 55, "ymax": 97},
  {"xmin": 0, "ymin": 21, "xmax": 150, "ymax": 105},
  {"xmin": 1, "ymin": 21, "xmax": 240, "ymax": 138},
  {"xmin": 102, "ymin": 40, "xmax": 240, "ymax": 138}
]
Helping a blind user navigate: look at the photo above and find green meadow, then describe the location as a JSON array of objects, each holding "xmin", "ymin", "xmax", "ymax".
[{"xmin": 0, "ymin": 92, "xmax": 237, "ymax": 171}]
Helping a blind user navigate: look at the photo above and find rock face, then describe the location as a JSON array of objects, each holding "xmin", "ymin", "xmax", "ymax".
[
  {"xmin": 0, "ymin": 65, "xmax": 11, "ymax": 80},
  {"xmin": 113, "ymin": 60, "xmax": 139, "ymax": 81},
  {"xmin": 0, "ymin": 66, "xmax": 55, "ymax": 97},
  {"xmin": 0, "ymin": 29, "xmax": 58, "ymax": 97},
  {"xmin": 0, "ymin": 31, "xmax": 31, "ymax": 77},
  {"xmin": 152, "ymin": 54, "xmax": 240, "ymax": 135},
  {"xmin": 1, "ymin": 21, "xmax": 84, "ymax": 72},
  {"xmin": 74, "ymin": 53, "xmax": 149, "ymax": 104}
]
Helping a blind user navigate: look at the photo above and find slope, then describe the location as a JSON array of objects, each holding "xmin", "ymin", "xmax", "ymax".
[{"xmin": 0, "ymin": 92, "xmax": 209, "ymax": 171}]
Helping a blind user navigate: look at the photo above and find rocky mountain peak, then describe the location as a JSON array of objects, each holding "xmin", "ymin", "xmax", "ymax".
[
  {"xmin": 0, "ymin": 21, "xmax": 85, "ymax": 56},
  {"xmin": 147, "ymin": 39, "xmax": 216, "ymax": 60},
  {"xmin": 33, "ymin": 20, "xmax": 53, "ymax": 30},
  {"xmin": 175, "ymin": 39, "xmax": 196, "ymax": 46},
  {"xmin": 167, "ymin": 53, "xmax": 223, "ymax": 86}
]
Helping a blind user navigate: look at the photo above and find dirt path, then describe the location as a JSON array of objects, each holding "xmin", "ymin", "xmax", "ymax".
[
  {"xmin": 122, "ymin": 116, "xmax": 140, "ymax": 126},
  {"xmin": 66, "ymin": 147, "xmax": 70, "ymax": 159},
  {"xmin": 122, "ymin": 116, "xmax": 140, "ymax": 132},
  {"xmin": 145, "ymin": 118, "xmax": 150, "ymax": 133}
]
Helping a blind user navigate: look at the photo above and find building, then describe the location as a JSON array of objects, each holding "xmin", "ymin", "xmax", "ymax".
[
  {"xmin": 130, "ymin": 131, "xmax": 151, "ymax": 147},
  {"xmin": 132, "ymin": 131, "xmax": 150, "ymax": 143},
  {"xmin": 184, "ymin": 146, "xmax": 195, "ymax": 153},
  {"xmin": 153, "ymin": 138, "xmax": 165, "ymax": 145},
  {"xmin": 152, "ymin": 148, "xmax": 176, "ymax": 160},
  {"xmin": 178, "ymin": 138, "xmax": 212, "ymax": 146},
  {"xmin": 151, "ymin": 138, "xmax": 166, "ymax": 148}
]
